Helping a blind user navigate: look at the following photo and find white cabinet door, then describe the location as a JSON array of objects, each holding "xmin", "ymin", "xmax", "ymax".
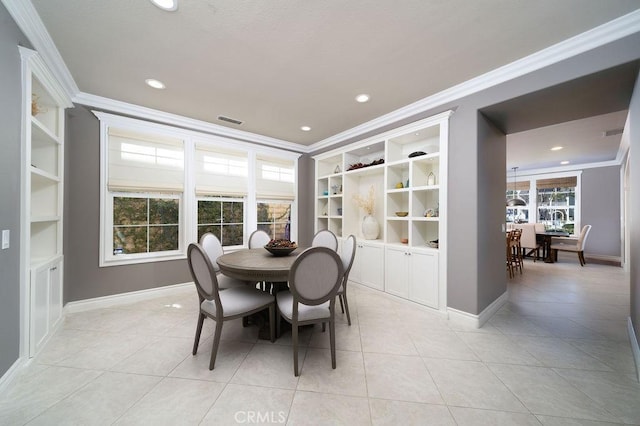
[
  {"xmin": 384, "ymin": 246, "xmax": 409, "ymax": 298},
  {"xmin": 409, "ymin": 250, "xmax": 438, "ymax": 308},
  {"xmin": 352, "ymin": 242, "xmax": 384, "ymax": 290},
  {"xmin": 48, "ymin": 258, "xmax": 63, "ymax": 330},
  {"xmin": 30, "ymin": 256, "xmax": 63, "ymax": 356},
  {"xmin": 30, "ymin": 264, "xmax": 50, "ymax": 355}
]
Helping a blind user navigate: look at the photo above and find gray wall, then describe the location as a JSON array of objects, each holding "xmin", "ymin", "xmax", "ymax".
[
  {"xmin": 64, "ymin": 106, "xmax": 191, "ymax": 302},
  {"xmin": 0, "ymin": 3, "xmax": 31, "ymax": 378},
  {"xmin": 296, "ymin": 154, "xmax": 314, "ymax": 247},
  {"xmin": 581, "ymin": 166, "xmax": 621, "ymax": 257},
  {"xmin": 629, "ymin": 72, "xmax": 640, "ymax": 347}
]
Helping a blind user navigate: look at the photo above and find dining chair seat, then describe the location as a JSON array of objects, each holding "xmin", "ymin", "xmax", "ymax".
[
  {"xmin": 202, "ymin": 286, "xmax": 275, "ymax": 318},
  {"xmin": 216, "ymin": 273, "xmax": 247, "ymax": 290},
  {"xmin": 276, "ymin": 291, "xmax": 330, "ymax": 322}
]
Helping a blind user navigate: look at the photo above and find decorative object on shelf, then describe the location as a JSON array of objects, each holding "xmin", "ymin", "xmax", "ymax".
[
  {"xmin": 337, "ymin": 208, "xmax": 342, "ymax": 215},
  {"xmin": 395, "ymin": 211, "xmax": 408, "ymax": 217},
  {"xmin": 425, "ymin": 209, "xmax": 434, "ymax": 217},
  {"xmin": 427, "ymin": 240, "xmax": 439, "ymax": 248},
  {"xmin": 323, "ymin": 190, "xmax": 329, "ymax": 196},
  {"xmin": 406, "ymin": 179, "xmax": 409, "ymax": 188},
  {"xmin": 361, "ymin": 215, "xmax": 379, "ymax": 240},
  {"xmin": 427, "ymin": 172, "xmax": 436, "ymax": 186},
  {"xmin": 331, "ymin": 184, "xmax": 339, "ymax": 194},
  {"xmin": 408, "ymin": 151, "xmax": 426, "ymax": 158},
  {"xmin": 334, "ymin": 165, "xmax": 341, "ymax": 174},
  {"xmin": 31, "ymin": 94, "xmax": 47, "ymax": 116},
  {"xmin": 353, "ymin": 185, "xmax": 379, "ymax": 240},
  {"xmin": 395, "ymin": 182, "xmax": 404, "ymax": 189},
  {"xmin": 347, "ymin": 158, "xmax": 384, "ymax": 171},
  {"xmin": 506, "ymin": 166, "xmax": 527, "ymax": 207},
  {"xmin": 400, "ymin": 238, "xmax": 408, "ymax": 244}
]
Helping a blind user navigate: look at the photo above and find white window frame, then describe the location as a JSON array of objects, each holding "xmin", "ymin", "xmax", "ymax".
[
  {"xmin": 97, "ymin": 112, "xmax": 300, "ymax": 266},
  {"xmin": 196, "ymin": 195, "xmax": 247, "ymax": 250},
  {"xmin": 106, "ymin": 192, "xmax": 184, "ymax": 264}
]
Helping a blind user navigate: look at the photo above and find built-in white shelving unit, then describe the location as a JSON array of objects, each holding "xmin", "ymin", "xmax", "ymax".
[
  {"xmin": 314, "ymin": 111, "xmax": 451, "ymax": 311},
  {"xmin": 20, "ymin": 47, "xmax": 72, "ymax": 357}
]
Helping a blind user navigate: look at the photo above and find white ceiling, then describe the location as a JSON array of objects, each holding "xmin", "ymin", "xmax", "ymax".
[{"xmin": 23, "ymin": 0, "xmax": 640, "ymax": 168}]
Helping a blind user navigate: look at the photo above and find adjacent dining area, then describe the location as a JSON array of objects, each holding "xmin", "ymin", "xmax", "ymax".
[
  {"xmin": 187, "ymin": 229, "xmax": 356, "ymax": 376},
  {"xmin": 506, "ymin": 222, "xmax": 594, "ymax": 278}
]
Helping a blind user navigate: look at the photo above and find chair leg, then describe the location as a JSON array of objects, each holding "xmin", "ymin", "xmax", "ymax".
[
  {"xmin": 579, "ymin": 251, "xmax": 585, "ymax": 266},
  {"xmin": 209, "ymin": 320, "xmax": 223, "ymax": 370},
  {"xmin": 338, "ymin": 294, "xmax": 345, "ymax": 313},
  {"xmin": 292, "ymin": 321, "xmax": 299, "ymax": 377},
  {"xmin": 330, "ymin": 315, "xmax": 336, "ymax": 369},
  {"xmin": 268, "ymin": 304, "xmax": 275, "ymax": 343},
  {"xmin": 193, "ymin": 313, "xmax": 205, "ymax": 355},
  {"xmin": 276, "ymin": 310, "xmax": 282, "ymax": 338},
  {"xmin": 553, "ymin": 249, "xmax": 558, "ymax": 262},
  {"xmin": 342, "ymin": 293, "xmax": 352, "ymax": 326}
]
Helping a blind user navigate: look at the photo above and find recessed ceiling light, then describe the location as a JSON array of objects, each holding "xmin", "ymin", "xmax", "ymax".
[
  {"xmin": 355, "ymin": 94, "xmax": 370, "ymax": 103},
  {"xmin": 145, "ymin": 78, "xmax": 165, "ymax": 89},
  {"xmin": 550, "ymin": 146, "xmax": 563, "ymax": 151},
  {"xmin": 301, "ymin": 126, "xmax": 311, "ymax": 132},
  {"xmin": 150, "ymin": 0, "xmax": 178, "ymax": 11},
  {"xmin": 560, "ymin": 161, "xmax": 570, "ymax": 165}
]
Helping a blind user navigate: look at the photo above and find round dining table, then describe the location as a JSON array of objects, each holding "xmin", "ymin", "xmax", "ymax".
[{"xmin": 217, "ymin": 247, "xmax": 305, "ymax": 283}]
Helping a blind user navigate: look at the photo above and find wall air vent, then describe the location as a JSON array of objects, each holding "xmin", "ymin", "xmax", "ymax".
[
  {"xmin": 602, "ymin": 128, "xmax": 623, "ymax": 137},
  {"xmin": 217, "ymin": 115, "xmax": 243, "ymax": 125}
]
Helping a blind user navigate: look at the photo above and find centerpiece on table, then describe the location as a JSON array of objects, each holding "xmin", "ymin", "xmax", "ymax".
[{"xmin": 264, "ymin": 239, "xmax": 298, "ymax": 256}]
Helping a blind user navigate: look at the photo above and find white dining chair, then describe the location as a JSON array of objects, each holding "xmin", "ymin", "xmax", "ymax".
[
  {"xmin": 200, "ymin": 232, "xmax": 249, "ymax": 289},
  {"xmin": 187, "ymin": 243, "xmax": 276, "ymax": 370},
  {"xmin": 248, "ymin": 229, "xmax": 271, "ymax": 248},
  {"xmin": 550, "ymin": 224, "xmax": 592, "ymax": 266},
  {"xmin": 311, "ymin": 229, "xmax": 338, "ymax": 251},
  {"xmin": 276, "ymin": 247, "xmax": 344, "ymax": 376}
]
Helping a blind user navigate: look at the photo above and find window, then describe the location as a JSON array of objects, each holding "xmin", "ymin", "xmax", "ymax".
[
  {"xmin": 197, "ymin": 197, "xmax": 245, "ymax": 246},
  {"xmin": 536, "ymin": 176, "xmax": 577, "ymax": 234},
  {"xmin": 97, "ymin": 112, "xmax": 299, "ymax": 266},
  {"xmin": 505, "ymin": 180, "xmax": 530, "ymax": 223},
  {"xmin": 112, "ymin": 194, "xmax": 180, "ymax": 255},
  {"xmin": 257, "ymin": 200, "xmax": 292, "ymax": 240}
]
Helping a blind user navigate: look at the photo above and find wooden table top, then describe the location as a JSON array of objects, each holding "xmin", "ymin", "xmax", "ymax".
[{"xmin": 217, "ymin": 247, "xmax": 305, "ymax": 282}]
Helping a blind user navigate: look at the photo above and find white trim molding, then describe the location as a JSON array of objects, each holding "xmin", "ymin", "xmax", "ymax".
[
  {"xmin": 447, "ymin": 291, "xmax": 509, "ymax": 329},
  {"xmin": 64, "ymin": 282, "xmax": 193, "ymax": 314},
  {"xmin": 628, "ymin": 317, "xmax": 640, "ymax": 382},
  {"xmin": 0, "ymin": 357, "xmax": 28, "ymax": 396}
]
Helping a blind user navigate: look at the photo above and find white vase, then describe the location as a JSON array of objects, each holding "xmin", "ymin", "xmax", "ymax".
[{"xmin": 362, "ymin": 215, "xmax": 379, "ymax": 240}]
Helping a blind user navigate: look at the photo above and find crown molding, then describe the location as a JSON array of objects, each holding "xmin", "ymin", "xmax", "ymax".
[
  {"xmin": 515, "ymin": 159, "xmax": 622, "ymax": 177},
  {"xmin": 74, "ymin": 92, "xmax": 306, "ymax": 153},
  {"xmin": 308, "ymin": 9, "xmax": 640, "ymax": 154},
  {"xmin": 2, "ymin": 0, "xmax": 79, "ymax": 100}
]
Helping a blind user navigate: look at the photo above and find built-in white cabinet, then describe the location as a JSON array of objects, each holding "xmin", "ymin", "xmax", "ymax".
[
  {"xmin": 20, "ymin": 47, "xmax": 71, "ymax": 357},
  {"xmin": 350, "ymin": 241, "xmax": 385, "ymax": 291},
  {"xmin": 30, "ymin": 256, "xmax": 63, "ymax": 355},
  {"xmin": 314, "ymin": 111, "xmax": 450, "ymax": 311}
]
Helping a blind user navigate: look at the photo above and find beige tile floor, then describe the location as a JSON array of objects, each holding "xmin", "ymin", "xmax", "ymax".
[{"xmin": 1, "ymin": 255, "xmax": 639, "ymax": 425}]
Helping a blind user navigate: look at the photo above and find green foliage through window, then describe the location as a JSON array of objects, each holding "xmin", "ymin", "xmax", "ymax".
[
  {"xmin": 113, "ymin": 196, "xmax": 179, "ymax": 255},
  {"xmin": 198, "ymin": 198, "xmax": 244, "ymax": 246}
]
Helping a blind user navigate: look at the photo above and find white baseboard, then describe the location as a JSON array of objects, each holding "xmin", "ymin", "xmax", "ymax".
[
  {"xmin": 0, "ymin": 356, "xmax": 28, "ymax": 395},
  {"xmin": 628, "ymin": 317, "xmax": 640, "ymax": 382},
  {"xmin": 447, "ymin": 291, "xmax": 508, "ymax": 329},
  {"xmin": 64, "ymin": 282, "xmax": 193, "ymax": 314}
]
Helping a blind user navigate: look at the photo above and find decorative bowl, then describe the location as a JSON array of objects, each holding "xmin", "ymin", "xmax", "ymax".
[
  {"xmin": 395, "ymin": 211, "xmax": 409, "ymax": 217},
  {"xmin": 408, "ymin": 151, "xmax": 426, "ymax": 158},
  {"xmin": 264, "ymin": 245, "xmax": 297, "ymax": 256}
]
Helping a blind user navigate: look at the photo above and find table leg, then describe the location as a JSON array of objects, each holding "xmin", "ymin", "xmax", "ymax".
[{"xmin": 543, "ymin": 235, "xmax": 554, "ymax": 263}]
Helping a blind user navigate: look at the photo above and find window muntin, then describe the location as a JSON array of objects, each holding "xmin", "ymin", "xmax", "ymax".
[
  {"xmin": 197, "ymin": 197, "xmax": 245, "ymax": 246},
  {"xmin": 257, "ymin": 200, "xmax": 292, "ymax": 240},
  {"xmin": 112, "ymin": 193, "xmax": 180, "ymax": 256},
  {"xmin": 537, "ymin": 186, "xmax": 576, "ymax": 233}
]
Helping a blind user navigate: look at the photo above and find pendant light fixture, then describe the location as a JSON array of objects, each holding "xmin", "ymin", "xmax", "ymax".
[{"xmin": 506, "ymin": 166, "xmax": 527, "ymax": 207}]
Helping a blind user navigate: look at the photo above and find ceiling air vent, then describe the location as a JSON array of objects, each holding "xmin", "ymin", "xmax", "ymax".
[
  {"xmin": 217, "ymin": 115, "xmax": 243, "ymax": 125},
  {"xmin": 602, "ymin": 128, "xmax": 623, "ymax": 137}
]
